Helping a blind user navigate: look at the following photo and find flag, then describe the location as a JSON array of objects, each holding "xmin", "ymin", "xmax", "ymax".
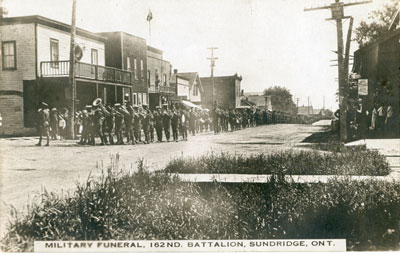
[{"xmin": 146, "ymin": 9, "xmax": 153, "ymax": 22}]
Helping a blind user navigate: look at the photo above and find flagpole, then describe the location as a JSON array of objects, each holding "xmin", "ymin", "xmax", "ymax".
[{"xmin": 148, "ymin": 19, "xmax": 151, "ymax": 45}]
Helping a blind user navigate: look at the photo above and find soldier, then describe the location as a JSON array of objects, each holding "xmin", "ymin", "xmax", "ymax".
[
  {"xmin": 162, "ymin": 104, "xmax": 172, "ymax": 142},
  {"xmin": 133, "ymin": 105, "xmax": 142, "ymax": 143},
  {"xmin": 148, "ymin": 107, "xmax": 155, "ymax": 143},
  {"xmin": 104, "ymin": 105, "xmax": 115, "ymax": 145},
  {"xmin": 180, "ymin": 108, "xmax": 189, "ymax": 141},
  {"xmin": 189, "ymin": 108, "xmax": 197, "ymax": 136},
  {"xmin": 49, "ymin": 108, "xmax": 59, "ymax": 140},
  {"xmin": 78, "ymin": 108, "xmax": 90, "ymax": 145},
  {"xmin": 122, "ymin": 103, "xmax": 134, "ymax": 144},
  {"xmin": 114, "ymin": 103, "xmax": 124, "ymax": 145},
  {"xmin": 153, "ymin": 107, "xmax": 163, "ymax": 142},
  {"xmin": 93, "ymin": 104, "xmax": 107, "ymax": 145},
  {"xmin": 141, "ymin": 104, "xmax": 151, "ymax": 144},
  {"xmin": 171, "ymin": 106, "xmax": 180, "ymax": 142},
  {"xmin": 36, "ymin": 102, "xmax": 50, "ymax": 146}
]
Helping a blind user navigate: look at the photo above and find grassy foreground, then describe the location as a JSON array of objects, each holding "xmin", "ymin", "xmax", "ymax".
[
  {"xmin": 1, "ymin": 157, "xmax": 399, "ymax": 252},
  {"xmin": 165, "ymin": 146, "xmax": 391, "ymax": 176}
]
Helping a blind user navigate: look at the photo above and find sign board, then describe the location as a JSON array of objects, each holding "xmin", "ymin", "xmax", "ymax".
[{"xmin": 358, "ymin": 79, "xmax": 368, "ymax": 96}]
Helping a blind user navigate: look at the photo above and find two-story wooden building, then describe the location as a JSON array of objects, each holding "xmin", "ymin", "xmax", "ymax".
[
  {"xmin": 146, "ymin": 45, "xmax": 174, "ymax": 109},
  {"xmin": 0, "ymin": 15, "xmax": 132, "ymax": 136},
  {"xmin": 97, "ymin": 31, "xmax": 148, "ymax": 106},
  {"xmin": 170, "ymin": 71, "xmax": 203, "ymax": 105},
  {"xmin": 200, "ymin": 74, "xmax": 242, "ymax": 109}
]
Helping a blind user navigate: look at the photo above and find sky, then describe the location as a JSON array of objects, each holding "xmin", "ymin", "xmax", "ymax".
[{"xmin": 2, "ymin": 0, "xmax": 395, "ymax": 110}]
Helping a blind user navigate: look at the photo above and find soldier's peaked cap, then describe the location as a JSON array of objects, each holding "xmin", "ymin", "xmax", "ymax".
[
  {"xmin": 85, "ymin": 105, "xmax": 92, "ymax": 108},
  {"xmin": 40, "ymin": 102, "xmax": 48, "ymax": 107},
  {"xmin": 114, "ymin": 103, "xmax": 121, "ymax": 107}
]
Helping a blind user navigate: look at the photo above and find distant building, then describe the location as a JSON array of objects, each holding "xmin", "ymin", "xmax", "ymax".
[
  {"xmin": 147, "ymin": 46, "xmax": 173, "ymax": 109},
  {"xmin": 200, "ymin": 74, "xmax": 242, "ymax": 109},
  {"xmin": 97, "ymin": 31, "xmax": 148, "ymax": 106},
  {"xmin": 170, "ymin": 71, "xmax": 203, "ymax": 105},
  {"xmin": 242, "ymin": 93, "xmax": 268, "ymax": 109},
  {"xmin": 0, "ymin": 15, "xmax": 131, "ymax": 136},
  {"xmin": 297, "ymin": 106, "xmax": 314, "ymax": 115}
]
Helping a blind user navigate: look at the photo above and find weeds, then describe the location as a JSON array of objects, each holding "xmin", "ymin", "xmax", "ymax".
[
  {"xmin": 164, "ymin": 147, "xmax": 390, "ymax": 176},
  {"xmin": 1, "ymin": 156, "xmax": 398, "ymax": 252}
]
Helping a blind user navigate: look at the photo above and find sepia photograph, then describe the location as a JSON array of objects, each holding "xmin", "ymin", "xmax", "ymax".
[{"xmin": 0, "ymin": 0, "xmax": 399, "ymax": 253}]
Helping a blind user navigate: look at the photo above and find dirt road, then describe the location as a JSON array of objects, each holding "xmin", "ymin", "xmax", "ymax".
[{"xmin": 0, "ymin": 123, "xmax": 325, "ymax": 236}]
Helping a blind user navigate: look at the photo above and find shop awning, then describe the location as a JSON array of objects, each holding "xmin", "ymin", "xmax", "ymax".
[{"xmin": 181, "ymin": 100, "xmax": 202, "ymax": 109}]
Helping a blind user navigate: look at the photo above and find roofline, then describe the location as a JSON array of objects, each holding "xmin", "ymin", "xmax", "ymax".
[
  {"xmin": 1, "ymin": 15, "xmax": 106, "ymax": 42},
  {"xmin": 354, "ymin": 28, "xmax": 400, "ymax": 53},
  {"xmin": 97, "ymin": 31, "xmax": 146, "ymax": 42},
  {"xmin": 147, "ymin": 45, "xmax": 163, "ymax": 54},
  {"xmin": 200, "ymin": 74, "xmax": 242, "ymax": 79}
]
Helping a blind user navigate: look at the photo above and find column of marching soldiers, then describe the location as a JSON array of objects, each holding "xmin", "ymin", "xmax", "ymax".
[{"xmin": 36, "ymin": 100, "xmax": 301, "ymax": 146}]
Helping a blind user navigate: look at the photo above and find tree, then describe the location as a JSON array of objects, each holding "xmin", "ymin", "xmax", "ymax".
[
  {"xmin": 354, "ymin": 0, "xmax": 399, "ymax": 47},
  {"xmin": 263, "ymin": 86, "xmax": 297, "ymax": 114}
]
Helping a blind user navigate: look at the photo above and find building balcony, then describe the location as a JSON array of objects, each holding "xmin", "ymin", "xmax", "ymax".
[
  {"xmin": 148, "ymin": 84, "xmax": 176, "ymax": 94},
  {"xmin": 40, "ymin": 60, "xmax": 132, "ymax": 85}
]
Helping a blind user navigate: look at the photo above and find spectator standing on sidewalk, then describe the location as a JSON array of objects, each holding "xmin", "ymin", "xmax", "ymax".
[
  {"xmin": 376, "ymin": 102, "xmax": 386, "ymax": 137},
  {"xmin": 36, "ymin": 102, "xmax": 50, "ymax": 146}
]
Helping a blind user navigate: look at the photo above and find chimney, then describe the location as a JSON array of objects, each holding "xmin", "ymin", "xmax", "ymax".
[{"xmin": 173, "ymin": 69, "xmax": 178, "ymax": 74}]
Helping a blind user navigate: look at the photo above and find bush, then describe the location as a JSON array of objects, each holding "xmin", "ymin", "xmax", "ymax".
[
  {"xmin": 1, "ymin": 158, "xmax": 399, "ymax": 252},
  {"xmin": 164, "ymin": 148, "xmax": 391, "ymax": 176}
]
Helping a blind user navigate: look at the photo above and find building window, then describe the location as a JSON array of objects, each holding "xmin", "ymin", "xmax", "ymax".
[
  {"xmin": 147, "ymin": 70, "xmax": 151, "ymax": 87},
  {"xmin": 91, "ymin": 49, "xmax": 98, "ymax": 65},
  {"xmin": 143, "ymin": 93, "xmax": 147, "ymax": 105},
  {"xmin": 140, "ymin": 59, "xmax": 144, "ymax": 80},
  {"xmin": 155, "ymin": 69, "xmax": 159, "ymax": 85},
  {"xmin": 193, "ymin": 81, "xmax": 198, "ymax": 96},
  {"xmin": 163, "ymin": 74, "xmax": 167, "ymax": 86},
  {"xmin": 2, "ymin": 41, "xmax": 16, "ymax": 70},
  {"xmin": 134, "ymin": 58, "xmax": 137, "ymax": 80},
  {"xmin": 132, "ymin": 93, "xmax": 137, "ymax": 105},
  {"xmin": 91, "ymin": 49, "xmax": 98, "ymax": 74},
  {"xmin": 126, "ymin": 57, "xmax": 131, "ymax": 71},
  {"xmin": 50, "ymin": 39, "xmax": 59, "ymax": 68}
]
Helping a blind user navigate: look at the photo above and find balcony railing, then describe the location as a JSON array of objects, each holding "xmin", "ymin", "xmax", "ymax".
[
  {"xmin": 148, "ymin": 85, "xmax": 176, "ymax": 94},
  {"xmin": 40, "ymin": 60, "xmax": 131, "ymax": 85}
]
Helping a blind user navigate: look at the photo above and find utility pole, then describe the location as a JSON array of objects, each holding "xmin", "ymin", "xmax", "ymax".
[
  {"xmin": 304, "ymin": 0, "xmax": 371, "ymax": 142},
  {"xmin": 207, "ymin": 47, "xmax": 218, "ymax": 107},
  {"xmin": 307, "ymin": 96, "xmax": 310, "ymax": 115},
  {"xmin": 323, "ymin": 96, "xmax": 325, "ymax": 110},
  {"xmin": 67, "ymin": 0, "xmax": 77, "ymax": 139},
  {"xmin": 296, "ymin": 98, "xmax": 300, "ymax": 108}
]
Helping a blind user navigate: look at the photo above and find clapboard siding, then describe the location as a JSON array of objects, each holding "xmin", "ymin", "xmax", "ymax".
[{"xmin": 37, "ymin": 23, "xmax": 105, "ymax": 76}]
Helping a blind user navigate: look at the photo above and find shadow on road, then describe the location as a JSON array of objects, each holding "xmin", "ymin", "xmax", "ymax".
[{"xmin": 301, "ymin": 127, "xmax": 339, "ymax": 143}]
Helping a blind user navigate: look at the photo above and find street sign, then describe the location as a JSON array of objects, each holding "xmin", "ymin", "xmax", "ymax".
[{"xmin": 358, "ymin": 79, "xmax": 368, "ymax": 95}]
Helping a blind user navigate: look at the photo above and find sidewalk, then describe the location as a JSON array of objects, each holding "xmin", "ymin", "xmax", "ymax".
[
  {"xmin": 345, "ymin": 138, "xmax": 400, "ymax": 178},
  {"xmin": 174, "ymin": 138, "xmax": 400, "ymax": 183}
]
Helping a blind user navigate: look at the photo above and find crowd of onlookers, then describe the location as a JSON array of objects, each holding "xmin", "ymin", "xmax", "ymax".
[{"xmin": 348, "ymin": 98, "xmax": 398, "ymax": 140}]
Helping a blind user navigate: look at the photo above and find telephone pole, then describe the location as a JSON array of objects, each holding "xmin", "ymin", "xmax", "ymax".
[
  {"xmin": 304, "ymin": 0, "xmax": 371, "ymax": 142},
  {"xmin": 207, "ymin": 47, "xmax": 218, "ymax": 106},
  {"xmin": 67, "ymin": 0, "xmax": 77, "ymax": 139}
]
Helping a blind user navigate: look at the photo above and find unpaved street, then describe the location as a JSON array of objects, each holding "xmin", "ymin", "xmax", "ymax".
[{"xmin": 0, "ymin": 123, "xmax": 326, "ymax": 235}]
